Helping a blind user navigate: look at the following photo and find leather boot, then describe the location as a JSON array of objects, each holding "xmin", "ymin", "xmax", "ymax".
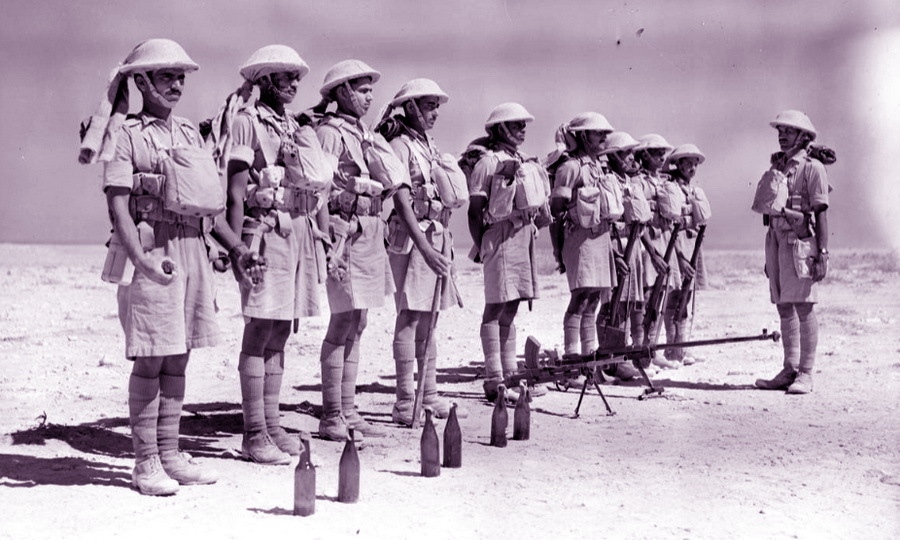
[
  {"xmin": 391, "ymin": 340, "xmax": 417, "ymax": 426},
  {"xmin": 263, "ymin": 350, "xmax": 300, "ymax": 455},
  {"xmin": 481, "ymin": 322, "xmax": 502, "ymax": 402},
  {"xmin": 786, "ymin": 370, "xmax": 813, "ymax": 394},
  {"xmin": 240, "ymin": 353, "xmax": 290, "ymax": 464},
  {"xmin": 755, "ymin": 367, "xmax": 798, "ymax": 390},
  {"xmin": 342, "ymin": 338, "xmax": 387, "ymax": 437}
]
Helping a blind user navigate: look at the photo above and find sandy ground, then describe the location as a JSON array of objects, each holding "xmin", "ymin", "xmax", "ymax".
[{"xmin": 0, "ymin": 243, "xmax": 898, "ymax": 540}]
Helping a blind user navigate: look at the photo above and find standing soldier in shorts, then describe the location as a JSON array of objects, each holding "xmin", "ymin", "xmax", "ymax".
[
  {"xmin": 466, "ymin": 103, "xmax": 551, "ymax": 402},
  {"xmin": 755, "ymin": 110, "xmax": 829, "ymax": 394},
  {"xmin": 546, "ymin": 113, "xmax": 616, "ymax": 357},
  {"xmin": 222, "ymin": 45, "xmax": 332, "ymax": 464},
  {"xmin": 375, "ymin": 79, "xmax": 469, "ymax": 425},
  {"xmin": 313, "ymin": 60, "xmax": 402, "ymax": 439},
  {"xmin": 79, "ymin": 39, "xmax": 259, "ymax": 495},
  {"xmin": 662, "ymin": 144, "xmax": 709, "ymax": 366},
  {"xmin": 632, "ymin": 134, "xmax": 679, "ymax": 368}
]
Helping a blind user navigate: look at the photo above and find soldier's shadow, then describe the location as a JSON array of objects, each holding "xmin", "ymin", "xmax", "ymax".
[
  {"xmin": 0, "ymin": 453, "xmax": 132, "ymax": 490},
  {"xmin": 7, "ymin": 402, "xmax": 247, "ymax": 465}
]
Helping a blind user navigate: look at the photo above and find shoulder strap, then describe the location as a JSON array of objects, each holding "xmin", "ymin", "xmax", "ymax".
[
  {"xmin": 405, "ymin": 136, "xmax": 434, "ymax": 184},
  {"xmin": 249, "ymin": 111, "xmax": 279, "ymax": 167}
]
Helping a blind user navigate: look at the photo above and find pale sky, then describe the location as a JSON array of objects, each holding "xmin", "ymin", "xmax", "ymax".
[{"xmin": 1, "ymin": 0, "xmax": 898, "ymax": 249}]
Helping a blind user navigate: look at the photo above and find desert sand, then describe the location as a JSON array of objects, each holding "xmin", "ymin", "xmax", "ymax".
[{"xmin": 0, "ymin": 243, "xmax": 898, "ymax": 540}]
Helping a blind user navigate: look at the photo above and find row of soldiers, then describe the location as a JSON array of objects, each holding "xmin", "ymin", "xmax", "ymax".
[{"xmin": 78, "ymin": 40, "xmax": 830, "ymax": 497}]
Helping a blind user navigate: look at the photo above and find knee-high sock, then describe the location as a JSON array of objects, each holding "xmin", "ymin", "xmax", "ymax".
[
  {"xmin": 563, "ymin": 312, "xmax": 582, "ymax": 355},
  {"xmin": 579, "ymin": 314, "xmax": 597, "ymax": 355},
  {"xmin": 341, "ymin": 338, "xmax": 360, "ymax": 414},
  {"xmin": 796, "ymin": 304, "xmax": 818, "ymax": 373},
  {"xmin": 777, "ymin": 304, "xmax": 800, "ymax": 371},
  {"xmin": 629, "ymin": 304, "xmax": 645, "ymax": 349},
  {"xmin": 499, "ymin": 323, "xmax": 517, "ymax": 377},
  {"xmin": 263, "ymin": 349, "xmax": 285, "ymax": 431},
  {"xmin": 129, "ymin": 374, "xmax": 160, "ymax": 461},
  {"xmin": 157, "ymin": 373, "xmax": 185, "ymax": 455},
  {"xmin": 393, "ymin": 340, "xmax": 416, "ymax": 406},
  {"xmin": 480, "ymin": 323, "xmax": 502, "ymax": 381},
  {"xmin": 238, "ymin": 353, "xmax": 266, "ymax": 433},
  {"xmin": 422, "ymin": 338, "xmax": 439, "ymax": 404},
  {"xmin": 319, "ymin": 340, "xmax": 344, "ymax": 418}
]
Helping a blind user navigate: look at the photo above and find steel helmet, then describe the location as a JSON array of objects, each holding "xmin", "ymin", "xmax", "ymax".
[
  {"xmin": 601, "ymin": 131, "xmax": 640, "ymax": 154},
  {"xmin": 634, "ymin": 133, "xmax": 673, "ymax": 152},
  {"xmin": 484, "ymin": 102, "xmax": 534, "ymax": 128},
  {"xmin": 319, "ymin": 59, "xmax": 381, "ymax": 97},
  {"xmin": 665, "ymin": 143, "xmax": 706, "ymax": 166},
  {"xmin": 239, "ymin": 45, "xmax": 310, "ymax": 82},
  {"xmin": 389, "ymin": 78, "xmax": 449, "ymax": 108},
  {"xmin": 770, "ymin": 110, "xmax": 817, "ymax": 140},
  {"xmin": 567, "ymin": 112, "xmax": 614, "ymax": 133},
  {"xmin": 118, "ymin": 39, "xmax": 199, "ymax": 75}
]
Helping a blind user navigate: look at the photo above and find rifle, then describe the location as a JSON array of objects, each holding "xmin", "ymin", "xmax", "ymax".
[
  {"xmin": 508, "ymin": 329, "xmax": 780, "ymax": 417},
  {"xmin": 597, "ymin": 222, "xmax": 643, "ymax": 349},
  {"xmin": 641, "ymin": 222, "xmax": 682, "ymax": 343},
  {"xmin": 673, "ymin": 224, "xmax": 706, "ymax": 321}
]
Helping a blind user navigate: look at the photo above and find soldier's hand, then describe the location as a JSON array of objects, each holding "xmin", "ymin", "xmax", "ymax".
[
  {"xmin": 649, "ymin": 250, "xmax": 668, "ymax": 273},
  {"xmin": 138, "ymin": 255, "xmax": 177, "ymax": 285},
  {"xmin": 422, "ymin": 245, "xmax": 451, "ymax": 277},
  {"xmin": 678, "ymin": 256, "xmax": 696, "ymax": 281},
  {"xmin": 812, "ymin": 253, "xmax": 828, "ymax": 282},
  {"xmin": 230, "ymin": 246, "xmax": 266, "ymax": 288},
  {"xmin": 613, "ymin": 253, "xmax": 629, "ymax": 276}
]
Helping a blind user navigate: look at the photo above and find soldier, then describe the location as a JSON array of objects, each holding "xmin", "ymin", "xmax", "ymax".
[
  {"xmin": 546, "ymin": 113, "xmax": 617, "ymax": 357},
  {"xmin": 755, "ymin": 111, "xmax": 829, "ymax": 394},
  {"xmin": 79, "ymin": 39, "xmax": 257, "ymax": 495},
  {"xmin": 632, "ymin": 134, "xmax": 679, "ymax": 368},
  {"xmin": 466, "ymin": 103, "xmax": 551, "ymax": 402},
  {"xmin": 662, "ymin": 144, "xmax": 708, "ymax": 366},
  {"xmin": 596, "ymin": 131, "xmax": 648, "ymax": 380},
  {"xmin": 222, "ymin": 45, "xmax": 332, "ymax": 464},
  {"xmin": 375, "ymin": 79, "xmax": 469, "ymax": 425},
  {"xmin": 313, "ymin": 60, "xmax": 403, "ymax": 438}
]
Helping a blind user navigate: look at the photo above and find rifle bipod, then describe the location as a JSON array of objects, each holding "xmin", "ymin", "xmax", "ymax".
[{"xmin": 573, "ymin": 366, "xmax": 616, "ymax": 418}]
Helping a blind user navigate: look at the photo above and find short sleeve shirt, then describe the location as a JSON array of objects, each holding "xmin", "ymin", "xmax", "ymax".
[
  {"xmin": 773, "ymin": 149, "xmax": 829, "ymax": 212},
  {"xmin": 551, "ymin": 155, "xmax": 610, "ymax": 201},
  {"xmin": 229, "ymin": 102, "xmax": 300, "ymax": 172},
  {"xmin": 389, "ymin": 130, "xmax": 433, "ymax": 192},
  {"xmin": 103, "ymin": 113, "xmax": 202, "ymax": 191}
]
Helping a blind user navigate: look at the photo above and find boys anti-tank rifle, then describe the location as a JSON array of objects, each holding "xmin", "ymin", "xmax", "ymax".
[{"xmin": 505, "ymin": 329, "xmax": 781, "ymax": 417}]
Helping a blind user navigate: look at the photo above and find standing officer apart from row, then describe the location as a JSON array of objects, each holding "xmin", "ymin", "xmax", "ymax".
[
  {"xmin": 314, "ymin": 60, "xmax": 402, "ymax": 439},
  {"xmin": 79, "ymin": 39, "xmax": 257, "ymax": 495},
  {"xmin": 375, "ymin": 79, "xmax": 469, "ymax": 425},
  {"xmin": 223, "ymin": 45, "xmax": 332, "ymax": 464},
  {"xmin": 755, "ymin": 111, "xmax": 829, "ymax": 394}
]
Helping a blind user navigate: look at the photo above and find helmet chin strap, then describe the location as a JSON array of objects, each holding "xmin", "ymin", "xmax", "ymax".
[
  {"xmin": 264, "ymin": 74, "xmax": 295, "ymax": 103},
  {"xmin": 138, "ymin": 72, "xmax": 177, "ymax": 109},
  {"xmin": 343, "ymin": 81, "xmax": 366, "ymax": 118},
  {"xmin": 408, "ymin": 98, "xmax": 429, "ymax": 132}
]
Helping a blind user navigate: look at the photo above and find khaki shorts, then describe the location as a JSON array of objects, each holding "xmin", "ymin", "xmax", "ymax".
[
  {"xmin": 326, "ymin": 215, "xmax": 394, "ymax": 313},
  {"xmin": 766, "ymin": 226, "xmax": 819, "ymax": 304},
  {"xmin": 117, "ymin": 223, "xmax": 219, "ymax": 359},
  {"xmin": 562, "ymin": 225, "xmax": 616, "ymax": 292},
  {"xmin": 241, "ymin": 214, "xmax": 325, "ymax": 320},
  {"xmin": 389, "ymin": 227, "xmax": 460, "ymax": 312},
  {"xmin": 481, "ymin": 219, "xmax": 538, "ymax": 304}
]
